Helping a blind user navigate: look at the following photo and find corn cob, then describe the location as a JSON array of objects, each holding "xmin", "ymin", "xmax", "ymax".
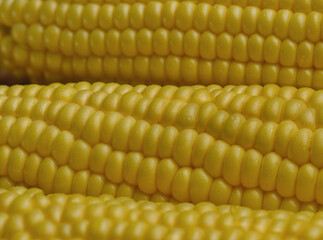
[
  {"xmin": 1, "ymin": 186, "xmax": 323, "ymax": 240},
  {"xmin": 1, "ymin": 82, "xmax": 323, "ymax": 213},
  {"xmin": 3, "ymin": 0, "xmax": 323, "ymax": 13},
  {"xmin": 2, "ymin": 0, "xmax": 323, "ymax": 87}
]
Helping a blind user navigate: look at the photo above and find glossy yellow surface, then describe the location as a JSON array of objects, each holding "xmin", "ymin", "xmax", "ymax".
[{"xmin": 2, "ymin": 0, "xmax": 323, "ymax": 239}]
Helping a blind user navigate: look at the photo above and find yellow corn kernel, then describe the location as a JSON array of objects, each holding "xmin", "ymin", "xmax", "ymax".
[
  {"xmin": 105, "ymin": 151, "xmax": 125, "ymax": 184},
  {"xmin": 71, "ymin": 170, "xmax": 90, "ymax": 195},
  {"xmin": 171, "ymin": 167, "xmax": 192, "ymax": 202},
  {"xmin": 123, "ymin": 152, "xmax": 143, "ymax": 185},
  {"xmin": 8, "ymin": 148, "xmax": 27, "ymax": 183},
  {"xmin": 87, "ymin": 174, "xmax": 105, "ymax": 196},
  {"xmin": 37, "ymin": 157, "xmax": 57, "ymax": 194},
  {"xmin": 156, "ymin": 158, "xmax": 177, "ymax": 196},
  {"xmin": 240, "ymin": 149, "xmax": 263, "ymax": 188},
  {"xmin": 222, "ymin": 145, "xmax": 245, "ymax": 186},
  {"xmin": 276, "ymin": 159, "xmax": 299, "ymax": 198},
  {"xmin": 295, "ymin": 163, "xmax": 318, "ymax": 203},
  {"xmin": 190, "ymin": 168, "xmax": 212, "ymax": 204},
  {"xmin": 53, "ymin": 165, "xmax": 74, "ymax": 194},
  {"xmin": 23, "ymin": 154, "xmax": 41, "ymax": 187},
  {"xmin": 137, "ymin": 157, "xmax": 158, "ymax": 195}
]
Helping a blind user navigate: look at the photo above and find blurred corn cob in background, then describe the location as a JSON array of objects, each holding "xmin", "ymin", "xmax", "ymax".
[{"xmin": 1, "ymin": 186, "xmax": 323, "ymax": 240}]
